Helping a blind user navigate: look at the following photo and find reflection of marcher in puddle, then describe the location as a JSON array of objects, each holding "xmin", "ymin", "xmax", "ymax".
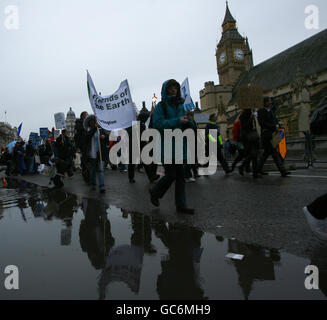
[
  {"xmin": 98, "ymin": 210, "xmax": 154, "ymax": 300},
  {"xmin": 309, "ymin": 242, "xmax": 327, "ymax": 298},
  {"xmin": 28, "ymin": 196, "xmax": 44, "ymax": 218},
  {"xmin": 123, "ymin": 210, "xmax": 157, "ymax": 254},
  {"xmin": 304, "ymin": 194, "xmax": 327, "ymax": 297},
  {"xmin": 227, "ymin": 239, "xmax": 280, "ymax": 300},
  {"xmin": 18, "ymin": 197, "xmax": 28, "ymax": 222},
  {"xmin": 79, "ymin": 198, "xmax": 115, "ymax": 270},
  {"xmin": 44, "ymin": 189, "xmax": 78, "ymax": 245},
  {"xmin": 303, "ymin": 193, "xmax": 327, "ymax": 241},
  {"xmin": 154, "ymin": 222, "xmax": 205, "ymax": 300}
]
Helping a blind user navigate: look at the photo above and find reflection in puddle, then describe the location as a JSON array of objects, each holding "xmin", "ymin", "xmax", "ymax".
[{"xmin": 0, "ymin": 179, "xmax": 326, "ymax": 300}]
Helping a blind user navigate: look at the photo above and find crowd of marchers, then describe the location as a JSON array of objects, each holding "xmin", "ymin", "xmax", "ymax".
[{"xmin": 0, "ymin": 79, "xmax": 291, "ymax": 215}]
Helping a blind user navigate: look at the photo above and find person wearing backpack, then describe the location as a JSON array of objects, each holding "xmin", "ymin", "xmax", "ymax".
[{"xmin": 149, "ymin": 79, "xmax": 195, "ymax": 215}]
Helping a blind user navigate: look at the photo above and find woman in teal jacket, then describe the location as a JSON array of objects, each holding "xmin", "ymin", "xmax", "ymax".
[{"xmin": 149, "ymin": 79, "xmax": 195, "ymax": 215}]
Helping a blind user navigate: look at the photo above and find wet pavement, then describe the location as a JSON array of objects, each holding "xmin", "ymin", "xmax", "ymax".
[{"xmin": 0, "ymin": 178, "xmax": 326, "ymax": 300}]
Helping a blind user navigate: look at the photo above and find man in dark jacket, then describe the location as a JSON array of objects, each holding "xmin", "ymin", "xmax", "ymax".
[
  {"xmin": 3, "ymin": 147, "xmax": 12, "ymax": 175},
  {"xmin": 55, "ymin": 129, "xmax": 74, "ymax": 178},
  {"xmin": 256, "ymin": 97, "xmax": 289, "ymax": 177},
  {"xmin": 238, "ymin": 109, "xmax": 260, "ymax": 178},
  {"xmin": 39, "ymin": 140, "xmax": 53, "ymax": 165},
  {"xmin": 25, "ymin": 140, "xmax": 36, "ymax": 174},
  {"xmin": 84, "ymin": 115, "xmax": 109, "ymax": 193},
  {"xmin": 74, "ymin": 111, "xmax": 89, "ymax": 180},
  {"xmin": 149, "ymin": 79, "xmax": 195, "ymax": 215},
  {"xmin": 205, "ymin": 113, "xmax": 231, "ymax": 174},
  {"xmin": 184, "ymin": 111, "xmax": 199, "ymax": 181}
]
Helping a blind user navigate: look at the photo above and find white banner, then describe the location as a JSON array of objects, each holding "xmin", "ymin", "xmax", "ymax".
[
  {"xmin": 181, "ymin": 77, "xmax": 195, "ymax": 112},
  {"xmin": 54, "ymin": 129, "xmax": 61, "ymax": 139},
  {"xmin": 87, "ymin": 71, "xmax": 136, "ymax": 131},
  {"xmin": 54, "ymin": 113, "xmax": 66, "ymax": 129}
]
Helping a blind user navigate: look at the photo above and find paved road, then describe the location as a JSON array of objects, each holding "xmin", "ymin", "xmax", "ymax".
[{"xmin": 3, "ymin": 166, "xmax": 327, "ymax": 259}]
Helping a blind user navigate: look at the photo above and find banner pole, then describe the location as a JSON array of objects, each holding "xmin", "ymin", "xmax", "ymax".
[{"xmin": 97, "ymin": 126, "xmax": 104, "ymax": 171}]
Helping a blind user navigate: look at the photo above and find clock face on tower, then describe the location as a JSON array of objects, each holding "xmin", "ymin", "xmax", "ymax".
[
  {"xmin": 234, "ymin": 48, "xmax": 244, "ymax": 61},
  {"xmin": 219, "ymin": 52, "xmax": 226, "ymax": 65}
]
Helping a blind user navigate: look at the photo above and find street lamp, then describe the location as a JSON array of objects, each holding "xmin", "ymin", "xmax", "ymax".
[{"xmin": 152, "ymin": 94, "xmax": 158, "ymax": 110}]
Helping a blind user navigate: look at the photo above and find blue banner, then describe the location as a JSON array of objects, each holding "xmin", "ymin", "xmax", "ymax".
[
  {"xmin": 39, "ymin": 128, "xmax": 49, "ymax": 140},
  {"xmin": 29, "ymin": 132, "xmax": 39, "ymax": 147}
]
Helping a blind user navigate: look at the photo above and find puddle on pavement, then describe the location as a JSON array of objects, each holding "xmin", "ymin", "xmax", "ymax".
[{"xmin": 0, "ymin": 178, "xmax": 326, "ymax": 300}]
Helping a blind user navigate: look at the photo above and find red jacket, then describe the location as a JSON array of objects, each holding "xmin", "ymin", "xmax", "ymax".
[{"xmin": 233, "ymin": 121, "xmax": 241, "ymax": 142}]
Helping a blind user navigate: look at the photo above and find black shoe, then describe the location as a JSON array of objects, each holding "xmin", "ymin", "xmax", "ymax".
[
  {"xmin": 100, "ymin": 189, "xmax": 106, "ymax": 194},
  {"xmin": 238, "ymin": 167, "xmax": 244, "ymax": 176},
  {"xmin": 149, "ymin": 189, "xmax": 160, "ymax": 207},
  {"xmin": 281, "ymin": 171, "xmax": 291, "ymax": 177},
  {"xmin": 53, "ymin": 175, "xmax": 64, "ymax": 188},
  {"xmin": 150, "ymin": 175, "xmax": 160, "ymax": 183},
  {"xmin": 129, "ymin": 179, "xmax": 136, "ymax": 183},
  {"xmin": 176, "ymin": 206, "xmax": 195, "ymax": 215},
  {"xmin": 259, "ymin": 171, "xmax": 269, "ymax": 175},
  {"xmin": 225, "ymin": 168, "xmax": 233, "ymax": 174}
]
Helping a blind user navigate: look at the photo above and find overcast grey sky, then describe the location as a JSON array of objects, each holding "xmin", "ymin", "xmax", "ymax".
[{"xmin": 1, "ymin": 0, "xmax": 326, "ymax": 140}]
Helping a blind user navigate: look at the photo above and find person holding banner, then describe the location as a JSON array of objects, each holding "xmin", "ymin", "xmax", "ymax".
[
  {"xmin": 256, "ymin": 97, "xmax": 290, "ymax": 177},
  {"xmin": 149, "ymin": 79, "xmax": 195, "ymax": 215},
  {"xmin": 84, "ymin": 115, "xmax": 109, "ymax": 193}
]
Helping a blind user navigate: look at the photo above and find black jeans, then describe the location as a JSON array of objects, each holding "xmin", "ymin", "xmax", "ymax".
[
  {"xmin": 257, "ymin": 139, "xmax": 286, "ymax": 174},
  {"xmin": 184, "ymin": 164, "xmax": 198, "ymax": 179},
  {"xmin": 128, "ymin": 164, "xmax": 135, "ymax": 181},
  {"xmin": 205, "ymin": 145, "xmax": 230, "ymax": 172},
  {"xmin": 144, "ymin": 163, "xmax": 158, "ymax": 182},
  {"xmin": 240, "ymin": 142, "xmax": 258, "ymax": 174},
  {"xmin": 151, "ymin": 164, "xmax": 186, "ymax": 207}
]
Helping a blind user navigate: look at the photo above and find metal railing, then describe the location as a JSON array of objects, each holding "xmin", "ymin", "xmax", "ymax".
[{"xmin": 285, "ymin": 130, "xmax": 327, "ymax": 168}]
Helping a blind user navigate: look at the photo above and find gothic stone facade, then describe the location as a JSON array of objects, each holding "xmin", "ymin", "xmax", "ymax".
[
  {"xmin": 200, "ymin": 3, "xmax": 327, "ymax": 141},
  {"xmin": 0, "ymin": 122, "xmax": 17, "ymax": 147}
]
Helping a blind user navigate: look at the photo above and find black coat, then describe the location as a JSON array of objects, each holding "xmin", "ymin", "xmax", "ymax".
[
  {"xmin": 25, "ymin": 144, "xmax": 36, "ymax": 157},
  {"xmin": 74, "ymin": 118, "xmax": 86, "ymax": 150},
  {"xmin": 55, "ymin": 136, "xmax": 74, "ymax": 160},
  {"xmin": 258, "ymin": 108, "xmax": 278, "ymax": 141}
]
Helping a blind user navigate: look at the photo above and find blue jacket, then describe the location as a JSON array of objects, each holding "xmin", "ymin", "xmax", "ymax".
[{"xmin": 152, "ymin": 79, "xmax": 192, "ymax": 163}]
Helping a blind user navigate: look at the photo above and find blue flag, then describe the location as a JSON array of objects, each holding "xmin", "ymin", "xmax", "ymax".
[
  {"xmin": 181, "ymin": 78, "xmax": 195, "ymax": 112},
  {"xmin": 17, "ymin": 123, "xmax": 23, "ymax": 137}
]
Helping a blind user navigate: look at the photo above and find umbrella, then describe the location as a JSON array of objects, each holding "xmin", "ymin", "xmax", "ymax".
[{"xmin": 6, "ymin": 140, "xmax": 18, "ymax": 153}]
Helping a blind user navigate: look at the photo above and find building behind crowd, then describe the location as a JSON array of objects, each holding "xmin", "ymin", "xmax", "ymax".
[
  {"xmin": 200, "ymin": 2, "xmax": 327, "ymax": 141},
  {"xmin": 65, "ymin": 107, "xmax": 76, "ymax": 139},
  {"xmin": 0, "ymin": 122, "xmax": 17, "ymax": 147}
]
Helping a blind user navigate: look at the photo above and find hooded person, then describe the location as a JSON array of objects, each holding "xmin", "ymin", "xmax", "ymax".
[
  {"xmin": 149, "ymin": 79, "xmax": 196, "ymax": 215},
  {"xmin": 84, "ymin": 115, "xmax": 109, "ymax": 193}
]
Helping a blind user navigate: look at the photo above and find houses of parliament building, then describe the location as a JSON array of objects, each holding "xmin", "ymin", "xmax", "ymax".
[{"xmin": 199, "ymin": 3, "xmax": 327, "ymax": 142}]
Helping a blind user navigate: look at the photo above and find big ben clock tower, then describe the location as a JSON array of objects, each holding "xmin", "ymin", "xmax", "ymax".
[{"xmin": 216, "ymin": 2, "xmax": 253, "ymax": 85}]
